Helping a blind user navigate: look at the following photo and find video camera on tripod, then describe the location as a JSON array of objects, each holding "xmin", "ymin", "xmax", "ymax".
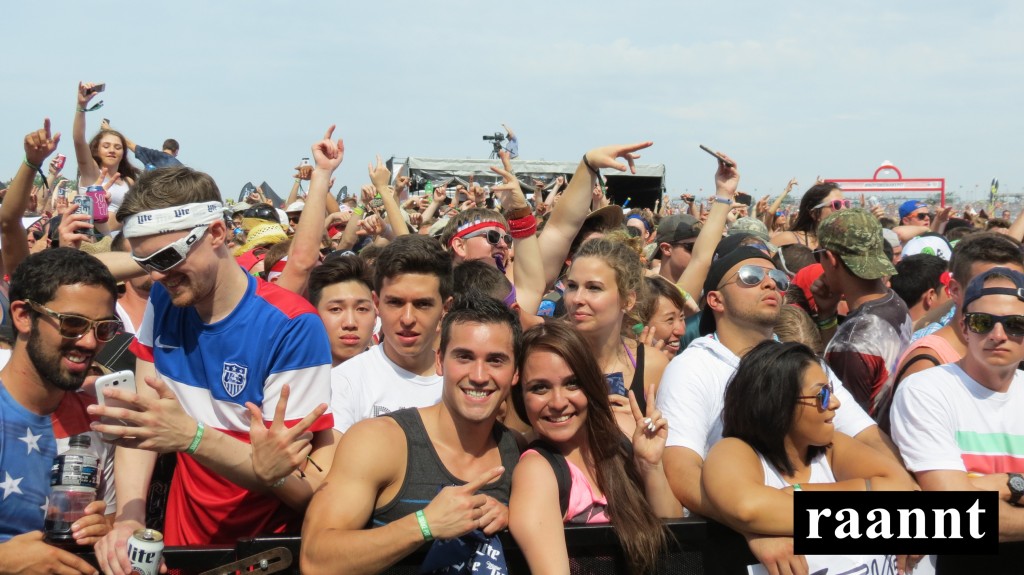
[{"xmin": 483, "ymin": 132, "xmax": 506, "ymax": 158}]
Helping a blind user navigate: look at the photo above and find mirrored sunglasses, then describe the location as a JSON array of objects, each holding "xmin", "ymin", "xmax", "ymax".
[
  {"xmin": 718, "ymin": 265, "xmax": 790, "ymax": 292},
  {"xmin": 798, "ymin": 383, "xmax": 833, "ymax": 409},
  {"xmin": 964, "ymin": 312, "xmax": 1024, "ymax": 337}
]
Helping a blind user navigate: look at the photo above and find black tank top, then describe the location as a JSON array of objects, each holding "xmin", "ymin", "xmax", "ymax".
[{"xmin": 369, "ymin": 408, "xmax": 520, "ymax": 528}]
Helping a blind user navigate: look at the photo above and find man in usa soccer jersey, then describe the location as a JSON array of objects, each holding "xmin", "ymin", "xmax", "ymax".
[
  {"xmin": 93, "ymin": 156, "xmax": 337, "ymax": 572},
  {"xmin": 0, "ymin": 248, "xmax": 117, "ymax": 575}
]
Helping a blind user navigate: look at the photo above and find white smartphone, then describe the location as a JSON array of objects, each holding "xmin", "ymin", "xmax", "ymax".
[{"xmin": 95, "ymin": 370, "xmax": 137, "ymax": 441}]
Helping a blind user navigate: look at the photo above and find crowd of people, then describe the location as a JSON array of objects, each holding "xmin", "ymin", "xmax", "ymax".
[{"xmin": 2, "ymin": 82, "xmax": 1024, "ymax": 575}]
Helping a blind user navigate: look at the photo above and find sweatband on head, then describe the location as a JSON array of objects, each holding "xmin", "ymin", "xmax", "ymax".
[
  {"xmin": 122, "ymin": 202, "xmax": 228, "ymax": 238},
  {"xmin": 449, "ymin": 219, "xmax": 507, "ymax": 247}
]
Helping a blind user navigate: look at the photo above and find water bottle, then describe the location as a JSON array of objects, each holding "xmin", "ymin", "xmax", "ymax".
[
  {"xmin": 85, "ymin": 185, "xmax": 109, "ymax": 224},
  {"xmin": 45, "ymin": 435, "xmax": 98, "ymax": 543}
]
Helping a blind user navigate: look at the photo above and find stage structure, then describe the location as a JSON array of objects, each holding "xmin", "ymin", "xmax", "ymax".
[
  {"xmin": 826, "ymin": 162, "xmax": 946, "ymax": 207},
  {"xmin": 396, "ymin": 157, "xmax": 666, "ymax": 210}
]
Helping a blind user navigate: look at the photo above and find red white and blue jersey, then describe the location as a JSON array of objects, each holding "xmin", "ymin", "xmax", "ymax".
[
  {"xmin": 0, "ymin": 381, "xmax": 115, "ymax": 541},
  {"xmin": 130, "ymin": 274, "xmax": 333, "ymax": 545}
]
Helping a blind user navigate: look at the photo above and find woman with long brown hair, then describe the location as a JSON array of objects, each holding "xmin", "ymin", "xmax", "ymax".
[{"xmin": 508, "ymin": 321, "xmax": 681, "ymax": 575}]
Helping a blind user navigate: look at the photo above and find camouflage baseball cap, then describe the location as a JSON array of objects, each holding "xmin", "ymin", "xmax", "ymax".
[{"xmin": 817, "ymin": 208, "xmax": 897, "ymax": 280}]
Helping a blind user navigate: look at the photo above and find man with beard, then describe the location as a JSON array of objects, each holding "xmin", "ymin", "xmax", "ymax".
[
  {"xmin": 92, "ymin": 155, "xmax": 335, "ymax": 573},
  {"xmin": 656, "ymin": 246, "xmax": 906, "ymax": 573},
  {"xmin": 0, "ymin": 248, "xmax": 119, "ymax": 574}
]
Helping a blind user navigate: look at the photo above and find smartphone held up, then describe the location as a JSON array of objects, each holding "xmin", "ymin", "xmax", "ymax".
[{"xmin": 698, "ymin": 144, "xmax": 735, "ymax": 168}]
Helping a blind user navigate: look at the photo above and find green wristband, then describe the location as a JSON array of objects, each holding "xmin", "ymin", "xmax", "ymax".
[
  {"xmin": 185, "ymin": 421, "xmax": 205, "ymax": 455},
  {"xmin": 415, "ymin": 509, "xmax": 433, "ymax": 541},
  {"xmin": 793, "ymin": 483, "xmax": 802, "ymax": 491}
]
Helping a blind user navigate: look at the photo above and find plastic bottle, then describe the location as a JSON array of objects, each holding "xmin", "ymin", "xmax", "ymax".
[{"xmin": 45, "ymin": 435, "xmax": 98, "ymax": 542}]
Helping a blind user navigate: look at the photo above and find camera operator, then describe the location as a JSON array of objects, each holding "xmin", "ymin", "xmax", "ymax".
[{"xmin": 501, "ymin": 123, "xmax": 518, "ymax": 158}]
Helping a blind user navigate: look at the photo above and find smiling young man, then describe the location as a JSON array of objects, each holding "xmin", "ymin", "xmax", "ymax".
[
  {"xmin": 891, "ymin": 267, "xmax": 1024, "ymax": 541},
  {"xmin": 0, "ymin": 249, "xmax": 119, "ymax": 575},
  {"xmin": 331, "ymin": 234, "xmax": 453, "ymax": 433},
  {"xmin": 93, "ymin": 167, "xmax": 334, "ymax": 574},
  {"xmin": 302, "ymin": 295, "xmax": 522, "ymax": 574}
]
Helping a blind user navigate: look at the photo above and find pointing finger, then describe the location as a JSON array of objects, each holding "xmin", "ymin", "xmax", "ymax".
[
  {"xmin": 461, "ymin": 465, "xmax": 505, "ymax": 493},
  {"xmin": 324, "ymin": 124, "xmax": 336, "ymax": 140},
  {"xmin": 287, "ymin": 402, "xmax": 328, "ymax": 440}
]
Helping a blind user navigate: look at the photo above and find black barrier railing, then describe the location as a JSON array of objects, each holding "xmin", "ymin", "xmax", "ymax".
[{"xmin": 73, "ymin": 518, "xmax": 1024, "ymax": 574}]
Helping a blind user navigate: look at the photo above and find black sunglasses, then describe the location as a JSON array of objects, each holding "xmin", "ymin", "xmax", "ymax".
[
  {"xmin": 465, "ymin": 229, "xmax": 512, "ymax": 246},
  {"xmin": 675, "ymin": 241, "xmax": 696, "ymax": 253},
  {"xmin": 27, "ymin": 300, "xmax": 122, "ymax": 342},
  {"xmin": 717, "ymin": 265, "xmax": 790, "ymax": 292},
  {"xmin": 964, "ymin": 312, "xmax": 1024, "ymax": 337},
  {"xmin": 798, "ymin": 383, "xmax": 834, "ymax": 410}
]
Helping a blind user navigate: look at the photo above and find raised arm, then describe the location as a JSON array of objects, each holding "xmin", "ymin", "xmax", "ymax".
[
  {"xmin": 538, "ymin": 142, "xmax": 653, "ymax": 286},
  {"xmin": 73, "ymin": 82, "xmax": 102, "ymax": 184},
  {"xmin": 278, "ymin": 126, "xmax": 344, "ymax": 294},
  {"xmin": 676, "ymin": 153, "xmax": 739, "ymax": 299},
  {"xmin": 2, "ymin": 119, "xmax": 60, "ymax": 276},
  {"xmin": 492, "ymin": 152, "xmax": 544, "ymax": 315},
  {"xmin": 369, "ymin": 155, "xmax": 409, "ymax": 238},
  {"xmin": 766, "ymin": 178, "xmax": 797, "ymax": 223}
]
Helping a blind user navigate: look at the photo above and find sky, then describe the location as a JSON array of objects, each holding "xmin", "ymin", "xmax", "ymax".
[{"xmin": 4, "ymin": 1, "xmax": 1024, "ymax": 205}]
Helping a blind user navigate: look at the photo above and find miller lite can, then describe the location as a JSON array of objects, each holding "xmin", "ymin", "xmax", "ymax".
[{"xmin": 127, "ymin": 528, "xmax": 163, "ymax": 575}]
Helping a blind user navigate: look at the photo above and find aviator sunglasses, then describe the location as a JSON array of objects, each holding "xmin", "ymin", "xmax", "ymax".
[
  {"xmin": 798, "ymin": 383, "xmax": 834, "ymax": 410},
  {"xmin": 716, "ymin": 265, "xmax": 790, "ymax": 292},
  {"xmin": 26, "ymin": 300, "xmax": 122, "ymax": 342},
  {"xmin": 963, "ymin": 312, "xmax": 1024, "ymax": 337}
]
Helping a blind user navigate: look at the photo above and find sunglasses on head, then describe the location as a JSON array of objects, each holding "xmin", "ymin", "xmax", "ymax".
[
  {"xmin": 131, "ymin": 225, "xmax": 209, "ymax": 273},
  {"xmin": 798, "ymin": 383, "xmax": 834, "ymax": 410},
  {"xmin": 717, "ymin": 264, "xmax": 790, "ymax": 292},
  {"xmin": 812, "ymin": 199, "xmax": 852, "ymax": 211},
  {"xmin": 27, "ymin": 300, "xmax": 122, "ymax": 342},
  {"xmin": 464, "ymin": 228, "xmax": 512, "ymax": 247},
  {"xmin": 964, "ymin": 312, "xmax": 1024, "ymax": 337}
]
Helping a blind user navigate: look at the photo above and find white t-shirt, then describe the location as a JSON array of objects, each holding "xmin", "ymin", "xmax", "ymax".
[
  {"xmin": 656, "ymin": 335, "xmax": 876, "ymax": 459},
  {"xmin": 891, "ymin": 363, "xmax": 1024, "ymax": 474},
  {"xmin": 331, "ymin": 343, "xmax": 442, "ymax": 433},
  {"xmin": 115, "ymin": 301, "xmax": 136, "ymax": 335}
]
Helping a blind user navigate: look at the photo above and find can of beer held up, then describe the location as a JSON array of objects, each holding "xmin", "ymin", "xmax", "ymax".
[{"xmin": 127, "ymin": 528, "xmax": 164, "ymax": 575}]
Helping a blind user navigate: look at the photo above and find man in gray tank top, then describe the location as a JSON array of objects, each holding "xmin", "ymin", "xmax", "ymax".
[{"xmin": 301, "ymin": 294, "xmax": 523, "ymax": 574}]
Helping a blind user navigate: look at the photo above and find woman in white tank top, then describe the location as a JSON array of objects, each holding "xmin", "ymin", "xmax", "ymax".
[
  {"xmin": 72, "ymin": 82, "xmax": 140, "ymax": 233},
  {"xmin": 702, "ymin": 341, "xmax": 919, "ymax": 574}
]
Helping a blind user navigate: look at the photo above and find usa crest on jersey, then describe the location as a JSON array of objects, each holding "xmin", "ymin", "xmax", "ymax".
[{"xmin": 221, "ymin": 363, "xmax": 248, "ymax": 397}]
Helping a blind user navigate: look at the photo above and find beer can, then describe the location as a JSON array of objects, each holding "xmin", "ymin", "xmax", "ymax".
[{"xmin": 127, "ymin": 528, "xmax": 164, "ymax": 575}]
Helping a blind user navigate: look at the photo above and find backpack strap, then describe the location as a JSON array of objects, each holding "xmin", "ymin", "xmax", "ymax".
[
  {"xmin": 894, "ymin": 353, "xmax": 941, "ymax": 384},
  {"xmin": 527, "ymin": 440, "xmax": 571, "ymax": 517}
]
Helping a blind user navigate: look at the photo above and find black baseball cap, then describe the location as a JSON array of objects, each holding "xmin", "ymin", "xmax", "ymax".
[{"xmin": 698, "ymin": 246, "xmax": 774, "ymax": 336}]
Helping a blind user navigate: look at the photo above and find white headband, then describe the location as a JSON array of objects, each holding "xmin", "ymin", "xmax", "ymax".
[{"xmin": 122, "ymin": 202, "xmax": 228, "ymax": 238}]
